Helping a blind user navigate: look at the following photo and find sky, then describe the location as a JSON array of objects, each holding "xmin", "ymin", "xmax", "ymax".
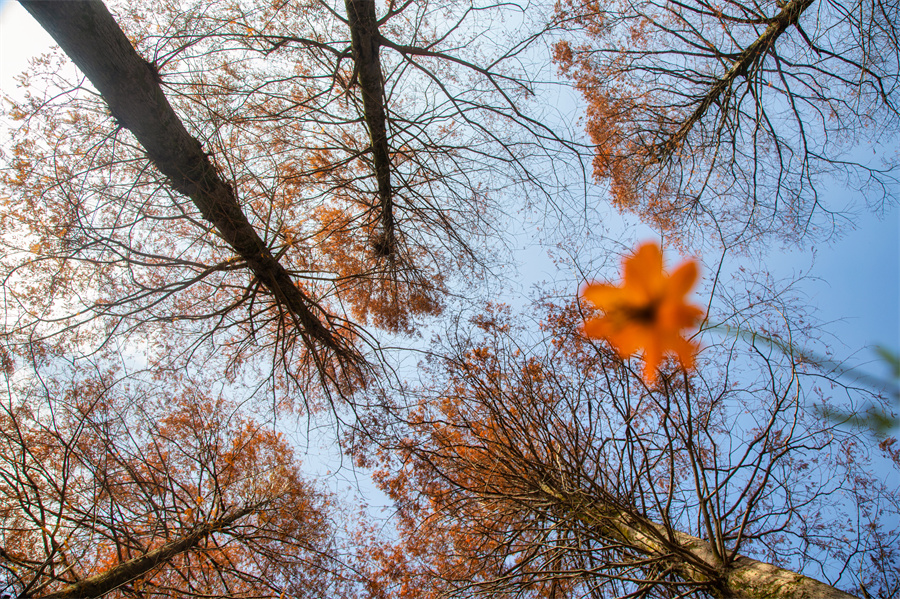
[
  {"xmin": 1, "ymin": 0, "xmax": 897, "ymax": 372},
  {"xmin": 0, "ymin": 0, "xmax": 898, "ymax": 580}
]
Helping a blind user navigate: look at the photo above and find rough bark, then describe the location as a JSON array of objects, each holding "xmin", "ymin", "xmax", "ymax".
[
  {"xmin": 344, "ymin": 0, "xmax": 395, "ymax": 256},
  {"xmin": 656, "ymin": 0, "xmax": 816, "ymax": 157},
  {"xmin": 538, "ymin": 481, "xmax": 859, "ymax": 599},
  {"xmin": 34, "ymin": 507, "xmax": 254, "ymax": 599},
  {"xmin": 19, "ymin": 0, "xmax": 359, "ymax": 367}
]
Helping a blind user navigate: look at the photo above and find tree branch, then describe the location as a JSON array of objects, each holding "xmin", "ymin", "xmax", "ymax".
[
  {"xmin": 33, "ymin": 507, "xmax": 255, "ymax": 599},
  {"xmin": 538, "ymin": 481, "xmax": 860, "ymax": 599},
  {"xmin": 656, "ymin": 0, "xmax": 816, "ymax": 158},
  {"xmin": 18, "ymin": 0, "xmax": 360, "ymax": 369}
]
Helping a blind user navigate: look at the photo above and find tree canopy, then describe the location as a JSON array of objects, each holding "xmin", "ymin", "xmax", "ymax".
[
  {"xmin": 1, "ymin": 1, "xmax": 897, "ymax": 598},
  {"xmin": 553, "ymin": 0, "xmax": 899, "ymax": 245}
]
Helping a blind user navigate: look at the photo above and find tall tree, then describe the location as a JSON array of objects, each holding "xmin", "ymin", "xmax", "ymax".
[
  {"xmin": 0, "ymin": 345, "xmax": 361, "ymax": 599},
  {"xmin": 553, "ymin": 0, "xmax": 899, "ymax": 244},
  {"xmin": 16, "ymin": 0, "xmax": 362, "ymax": 376},
  {"xmin": 354, "ymin": 300, "xmax": 898, "ymax": 599},
  {"xmin": 3, "ymin": 0, "xmax": 569, "ymax": 405}
]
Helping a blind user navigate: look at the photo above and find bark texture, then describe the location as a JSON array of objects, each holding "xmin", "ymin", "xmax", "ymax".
[
  {"xmin": 19, "ymin": 0, "xmax": 358, "ymax": 366},
  {"xmin": 345, "ymin": 0, "xmax": 395, "ymax": 256},
  {"xmin": 34, "ymin": 507, "xmax": 254, "ymax": 599},
  {"xmin": 539, "ymin": 481, "xmax": 859, "ymax": 599}
]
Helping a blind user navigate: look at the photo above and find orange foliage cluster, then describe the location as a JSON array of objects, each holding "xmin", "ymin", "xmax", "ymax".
[
  {"xmin": 551, "ymin": 1, "xmax": 711, "ymax": 234},
  {"xmin": 352, "ymin": 303, "xmax": 664, "ymax": 598},
  {"xmin": 553, "ymin": 38, "xmax": 640, "ymax": 209},
  {"xmin": 0, "ymin": 349, "xmax": 350, "ymax": 599},
  {"xmin": 311, "ymin": 205, "xmax": 444, "ymax": 334},
  {"xmin": 361, "ymin": 348, "xmax": 574, "ymax": 598}
]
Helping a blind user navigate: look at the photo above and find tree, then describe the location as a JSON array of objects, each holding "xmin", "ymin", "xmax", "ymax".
[
  {"xmin": 2, "ymin": 0, "xmax": 574, "ymax": 592},
  {"xmin": 2, "ymin": 2, "xmax": 897, "ymax": 599},
  {"xmin": 3, "ymin": 0, "xmax": 571, "ymax": 407},
  {"xmin": 552, "ymin": 0, "xmax": 899, "ymax": 244},
  {"xmin": 0, "ymin": 342, "xmax": 360, "ymax": 599},
  {"xmin": 354, "ymin": 298, "xmax": 898, "ymax": 599}
]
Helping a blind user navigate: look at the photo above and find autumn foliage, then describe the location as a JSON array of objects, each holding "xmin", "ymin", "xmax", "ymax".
[
  {"xmin": 553, "ymin": 0, "xmax": 900, "ymax": 243},
  {"xmin": 354, "ymin": 302, "xmax": 897, "ymax": 598},
  {"xmin": 1, "ymin": 1, "xmax": 897, "ymax": 598},
  {"xmin": 0, "ymin": 345, "xmax": 358, "ymax": 598}
]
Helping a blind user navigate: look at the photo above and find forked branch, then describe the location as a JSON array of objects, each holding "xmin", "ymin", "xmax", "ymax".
[{"xmin": 19, "ymin": 0, "xmax": 362, "ymax": 372}]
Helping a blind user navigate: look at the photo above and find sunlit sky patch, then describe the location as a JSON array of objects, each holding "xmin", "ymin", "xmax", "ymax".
[{"xmin": 1, "ymin": 0, "xmax": 896, "ymax": 373}]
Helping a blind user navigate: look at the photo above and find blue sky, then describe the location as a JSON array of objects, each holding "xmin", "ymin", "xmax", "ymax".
[
  {"xmin": 786, "ymin": 209, "xmax": 898, "ymax": 358},
  {"xmin": 2, "ymin": 0, "xmax": 897, "ymax": 369}
]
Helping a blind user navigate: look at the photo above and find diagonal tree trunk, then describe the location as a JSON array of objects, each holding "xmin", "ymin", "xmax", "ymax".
[
  {"xmin": 19, "ymin": 0, "xmax": 359, "ymax": 368},
  {"xmin": 344, "ymin": 0, "xmax": 395, "ymax": 257},
  {"xmin": 656, "ymin": 0, "xmax": 816, "ymax": 158},
  {"xmin": 34, "ymin": 507, "xmax": 255, "ymax": 599},
  {"xmin": 538, "ymin": 480, "xmax": 859, "ymax": 599}
]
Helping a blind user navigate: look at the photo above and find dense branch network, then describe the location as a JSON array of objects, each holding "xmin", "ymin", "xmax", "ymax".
[
  {"xmin": 2, "ymin": 2, "xmax": 897, "ymax": 599},
  {"xmin": 353, "ymin": 302, "xmax": 895, "ymax": 599},
  {"xmin": 18, "ymin": 0, "xmax": 365, "ymax": 386},
  {"xmin": 2, "ymin": 0, "xmax": 574, "ymax": 395},
  {"xmin": 33, "ymin": 507, "xmax": 256, "ymax": 599},
  {"xmin": 554, "ymin": 0, "xmax": 900, "ymax": 244},
  {"xmin": 0, "ymin": 352, "xmax": 359, "ymax": 599}
]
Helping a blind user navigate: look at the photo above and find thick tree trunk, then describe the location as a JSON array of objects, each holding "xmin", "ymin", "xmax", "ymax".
[
  {"xmin": 538, "ymin": 481, "xmax": 859, "ymax": 599},
  {"xmin": 345, "ymin": 0, "xmax": 395, "ymax": 256},
  {"xmin": 19, "ymin": 0, "xmax": 358, "ymax": 366},
  {"xmin": 35, "ymin": 507, "xmax": 254, "ymax": 599}
]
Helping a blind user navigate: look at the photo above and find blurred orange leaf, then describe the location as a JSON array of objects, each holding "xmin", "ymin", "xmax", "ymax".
[{"xmin": 581, "ymin": 242, "xmax": 703, "ymax": 382}]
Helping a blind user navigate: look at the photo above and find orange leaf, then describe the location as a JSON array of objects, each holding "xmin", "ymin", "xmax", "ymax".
[{"xmin": 581, "ymin": 242, "xmax": 703, "ymax": 382}]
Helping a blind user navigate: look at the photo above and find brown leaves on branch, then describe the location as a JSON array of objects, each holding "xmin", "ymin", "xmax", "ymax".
[
  {"xmin": 2, "ymin": 2, "xmax": 897, "ymax": 599},
  {"xmin": 12, "ymin": 0, "xmax": 366, "ymax": 399},
  {"xmin": 0, "ymin": 349, "xmax": 360, "ymax": 599},
  {"xmin": 353, "ymin": 302, "xmax": 896, "ymax": 599},
  {"xmin": 2, "ymin": 0, "xmax": 564, "ymax": 405},
  {"xmin": 553, "ymin": 0, "xmax": 900, "ymax": 244}
]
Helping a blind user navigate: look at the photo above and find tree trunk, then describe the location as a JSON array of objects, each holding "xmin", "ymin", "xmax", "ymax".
[
  {"xmin": 657, "ymin": 0, "xmax": 816, "ymax": 157},
  {"xmin": 19, "ymin": 0, "xmax": 359, "ymax": 367},
  {"xmin": 538, "ymin": 481, "xmax": 859, "ymax": 599},
  {"xmin": 345, "ymin": 0, "xmax": 395, "ymax": 256},
  {"xmin": 34, "ymin": 507, "xmax": 254, "ymax": 599}
]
